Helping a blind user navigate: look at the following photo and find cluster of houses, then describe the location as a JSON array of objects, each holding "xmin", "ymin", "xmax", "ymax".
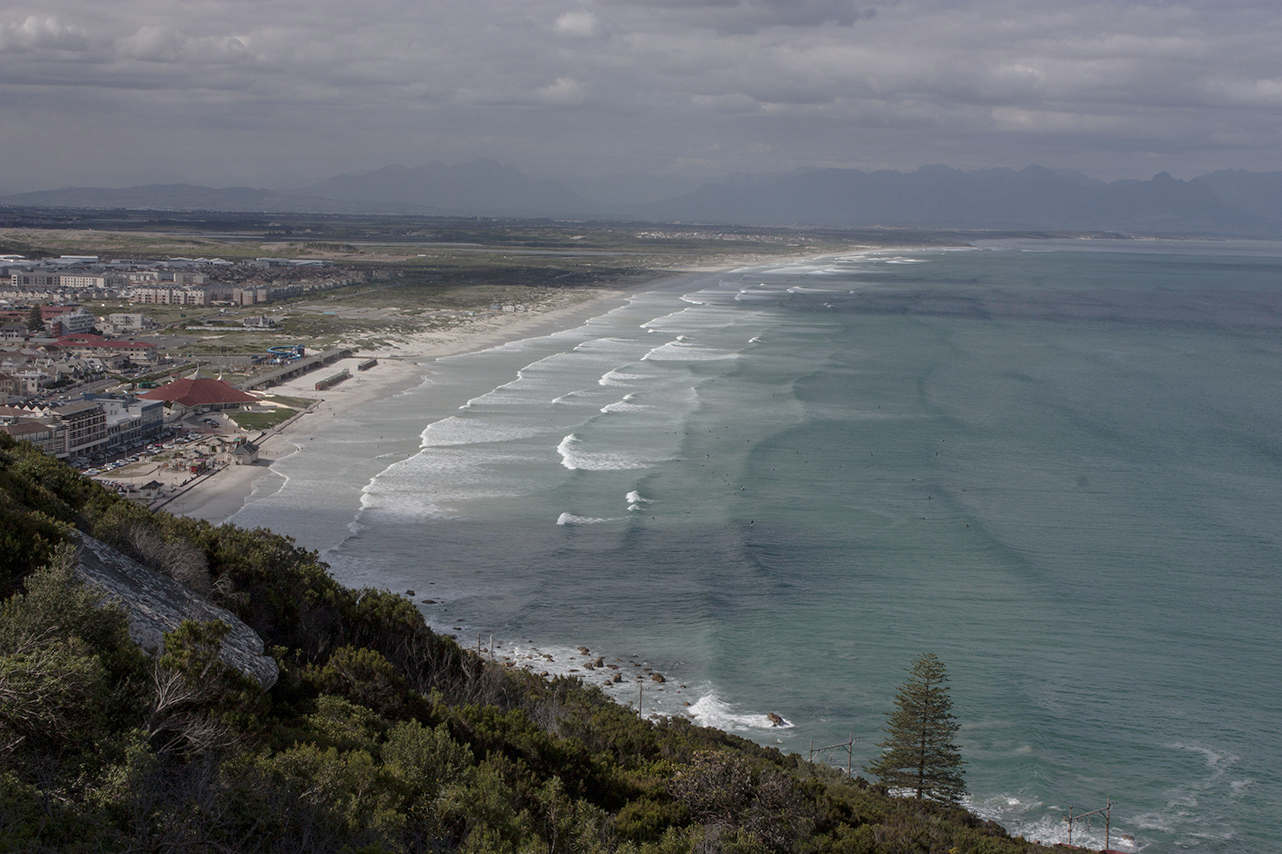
[
  {"xmin": 1, "ymin": 253, "xmax": 362, "ymax": 307},
  {"xmin": 0, "ymin": 376, "xmax": 262, "ymax": 464},
  {"xmin": 0, "ymin": 311, "xmax": 160, "ymax": 397}
]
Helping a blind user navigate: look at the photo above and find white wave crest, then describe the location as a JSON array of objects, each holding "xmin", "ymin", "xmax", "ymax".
[
  {"xmin": 556, "ymin": 512, "xmax": 620, "ymax": 526},
  {"xmin": 422, "ymin": 415, "xmax": 544, "ymax": 446},
  {"xmin": 599, "ymin": 369, "xmax": 649, "ymax": 386},
  {"xmin": 557, "ymin": 433, "xmax": 654, "ymax": 471},
  {"xmin": 601, "ymin": 394, "xmax": 650, "ymax": 414},
  {"xmin": 641, "ymin": 341, "xmax": 728, "ymax": 362}
]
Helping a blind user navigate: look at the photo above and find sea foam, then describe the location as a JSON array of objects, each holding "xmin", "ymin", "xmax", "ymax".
[
  {"xmin": 557, "ymin": 433, "xmax": 653, "ymax": 471},
  {"xmin": 687, "ymin": 694, "xmax": 794, "ymax": 732}
]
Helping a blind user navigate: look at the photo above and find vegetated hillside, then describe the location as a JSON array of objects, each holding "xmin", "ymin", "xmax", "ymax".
[{"xmin": 0, "ymin": 435, "xmax": 1058, "ymax": 853}]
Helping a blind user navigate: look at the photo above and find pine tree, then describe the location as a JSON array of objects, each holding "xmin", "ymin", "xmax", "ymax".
[
  {"xmin": 26, "ymin": 304, "xmax": 44, "ymax": 333},
  {"xmin": 867, "ymin": 652, "xmax": 966, "ymax": 805}
]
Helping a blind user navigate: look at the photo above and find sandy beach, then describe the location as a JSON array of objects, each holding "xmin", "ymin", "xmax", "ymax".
[
  {"xmin": 157, "ymin": 285, "xmax": 642, "ymax": 525},
  {"xmin": 155, "ymin": 257, "xmax": 798, "ymax": 525}
]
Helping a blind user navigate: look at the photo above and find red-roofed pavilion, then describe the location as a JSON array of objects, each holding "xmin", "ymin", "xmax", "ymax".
[{"xmin": 139, "ymin": 377, "xmax": 258, "ymax": 414}]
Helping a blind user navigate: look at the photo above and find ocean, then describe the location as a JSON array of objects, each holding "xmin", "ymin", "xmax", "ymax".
[{"xmin": 230, "ymin": 238, "xmax": 1282, "ymax": 852}]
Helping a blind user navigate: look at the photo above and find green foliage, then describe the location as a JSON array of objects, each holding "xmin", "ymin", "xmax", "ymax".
[
  {"xmin": 866, "ymin": 653, "xmax": 966, "ymax": 805},
  {"xmin": 0, "ymin": 545, "xmax": 150, "ymax": 755},
  {"xmin": 148, "ymin": 619, "xmax": 267, "ymax": 755},
  {"xmin": 305, "ymin": 645, "xmax": 408, "ymax": 716}
]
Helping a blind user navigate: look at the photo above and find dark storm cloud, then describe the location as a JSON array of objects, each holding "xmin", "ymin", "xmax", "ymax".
[{"xmin": 1, "ymin": 1, "xmax": 1279, "ymax": 191}]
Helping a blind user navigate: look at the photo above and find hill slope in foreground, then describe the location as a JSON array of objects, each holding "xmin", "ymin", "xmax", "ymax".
[{"xmin": 0, "ymin": 434, "xmax": 1063, "ymax": 853}]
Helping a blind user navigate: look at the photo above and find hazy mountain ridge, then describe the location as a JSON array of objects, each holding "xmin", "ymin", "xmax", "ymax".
[{"xmin": 2, "ymin": 160, "xmax": 1279, "ymax": 236}]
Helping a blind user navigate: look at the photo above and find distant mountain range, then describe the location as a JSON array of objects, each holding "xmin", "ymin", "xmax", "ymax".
[{"xmin": 3, "ymin": 160, "xmax": 1280, "ymax": 237}]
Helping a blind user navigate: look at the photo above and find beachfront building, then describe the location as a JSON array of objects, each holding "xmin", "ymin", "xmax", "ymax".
[
  {"xmin": 48, "ymin": 399, "xmax": 107, "ymax": 458},
  {"xmin": 230, "ymin": 440, "xmax": 259, "ymax": 465},
  {"xmin": 10, "ymin": 394, "xmax": 166, "ymax": 458},
  {"xmin": 138, "ymin": 377, "xmax": 258, "ymax": 420},
  {"xmin": 90, "ymin": 395, "xmax": 165, "ymax": 449}
]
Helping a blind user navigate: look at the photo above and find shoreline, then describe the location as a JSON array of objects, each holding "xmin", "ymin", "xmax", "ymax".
[{"xmin": 160, "ymin": 262, "xmax": 765, "ymax": 526}]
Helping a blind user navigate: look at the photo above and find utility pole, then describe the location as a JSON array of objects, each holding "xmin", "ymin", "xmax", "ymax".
[
  {"xmin": 809, "ymin": 734, "xmax": 856, "ymax": 777},
  {"xmin": 1064, "ymin": 798, "xmax": 1113, "ymax": 851}
]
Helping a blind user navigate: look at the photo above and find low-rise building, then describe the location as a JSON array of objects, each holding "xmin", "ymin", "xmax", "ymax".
[
  {"xmin": 50, "ymin": 399, "xmax": 107, "ymax": 458},
  {"xmin": 138, "ymin": 377, "xmax": 259, "ymax": 419},
  {"xmin": 105, "ymin": 313, "xmax": 157, "ymax": 334},
  {"xmin": 57, "ymin": 335, "xmax": 158, "ymax": 364},
  {"xmin": 0, "ymin": 410, "xmax": 61, "ymax": 456}
]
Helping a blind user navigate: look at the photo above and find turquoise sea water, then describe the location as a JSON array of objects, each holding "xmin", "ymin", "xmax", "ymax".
[{"xmin": 231, "ymin": 239, "xmax": 1282, "ymax": 852}]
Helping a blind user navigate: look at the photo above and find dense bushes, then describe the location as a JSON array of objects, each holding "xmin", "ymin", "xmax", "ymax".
[{"xmin": 0, "ymin": 439, "xmax": 1058, "ymax": 853}]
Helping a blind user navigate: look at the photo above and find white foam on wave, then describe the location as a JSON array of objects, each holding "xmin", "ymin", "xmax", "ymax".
[
  {"xmin": 422, "ymin": 415, "xmax": 545, "ymax": 447},
  {"xmin": 556, "ymin": 512, "xmax": 621, "ymax": 526},
  {"xmin": 557, "ymin": 433, "xmax": 654, "ymax": 471},
  {"xmin": 599, "ymin": 368, "xmax": 649, "ymax": 386},
  {"xmin": 626, "ymin": 490, "xmax": 651, "ymax": 511},
  {"xmin": 686, "ymin": 693, "xmax": 793, "ymax": 732},
  {"xmin": 641, "ymin": 340, "xmax": 729, "ymax": 362},
  {"xmin": 641, "ymin": 302, "xmax": 712, "ymax": 328},
  {"xmin": 967, "ymin": 790, "xmax": 1146, "ymax": 851},
  {"xmin": 601, "ymin": 393, "xmax": 649, "ymax": 414}
]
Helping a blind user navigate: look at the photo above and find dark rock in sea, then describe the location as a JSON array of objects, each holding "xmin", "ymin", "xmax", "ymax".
[
  {"xmin": 593, "ymin": 656, "xmax": 604, "ymax": 666},
  {"xmin": 766, "ymin": 713, "xmax": 785, "ymax": 727},
  {"xmin": 405, "ymin": 589, "xmax": 415, "ymax": 596},
  {"xmin": 651, "ymin": 673, "xmax": 665, "ymax": 683},
  {"xmin": 577, "ymin": 646, "xmax": 590, "ymax": 654},
  {"xmin": 612, "ymin": 672, "xmax": 623, "ymax": 683}
]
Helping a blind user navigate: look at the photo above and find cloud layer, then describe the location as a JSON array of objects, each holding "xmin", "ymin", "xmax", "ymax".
[{"xmin": 1, "ymin": 1, "xmax": 1279, "ymax": 191}]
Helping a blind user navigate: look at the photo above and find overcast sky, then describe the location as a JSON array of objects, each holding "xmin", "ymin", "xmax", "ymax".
[{"xmin": 2, "ymin": 0, "xmax": 1280, "ymax": 192}]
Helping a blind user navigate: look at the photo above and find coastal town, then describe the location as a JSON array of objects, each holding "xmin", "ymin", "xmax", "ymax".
[
  {"xmin": 0, "ymin": 250, "xmax": 416, "ymax": 509},
  {"xmin": 0, "ymin": 244, "xmax": 628, "ymax": 519}
]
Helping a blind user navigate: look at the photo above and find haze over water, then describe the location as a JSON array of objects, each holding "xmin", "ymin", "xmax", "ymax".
[{"xmin": 232, "ymin": 239, "xmax": 1282, "ymax": 852}]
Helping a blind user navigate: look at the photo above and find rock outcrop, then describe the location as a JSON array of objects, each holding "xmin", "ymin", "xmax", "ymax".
[{"xmin": 75, "ymin": 534, "xmax": 278, "ymax": 689}]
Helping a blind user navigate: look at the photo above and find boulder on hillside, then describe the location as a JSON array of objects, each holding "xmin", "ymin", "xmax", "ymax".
[{"xmin": 75, "ymin": 533, "xmax": 278, "ymax": 689}]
